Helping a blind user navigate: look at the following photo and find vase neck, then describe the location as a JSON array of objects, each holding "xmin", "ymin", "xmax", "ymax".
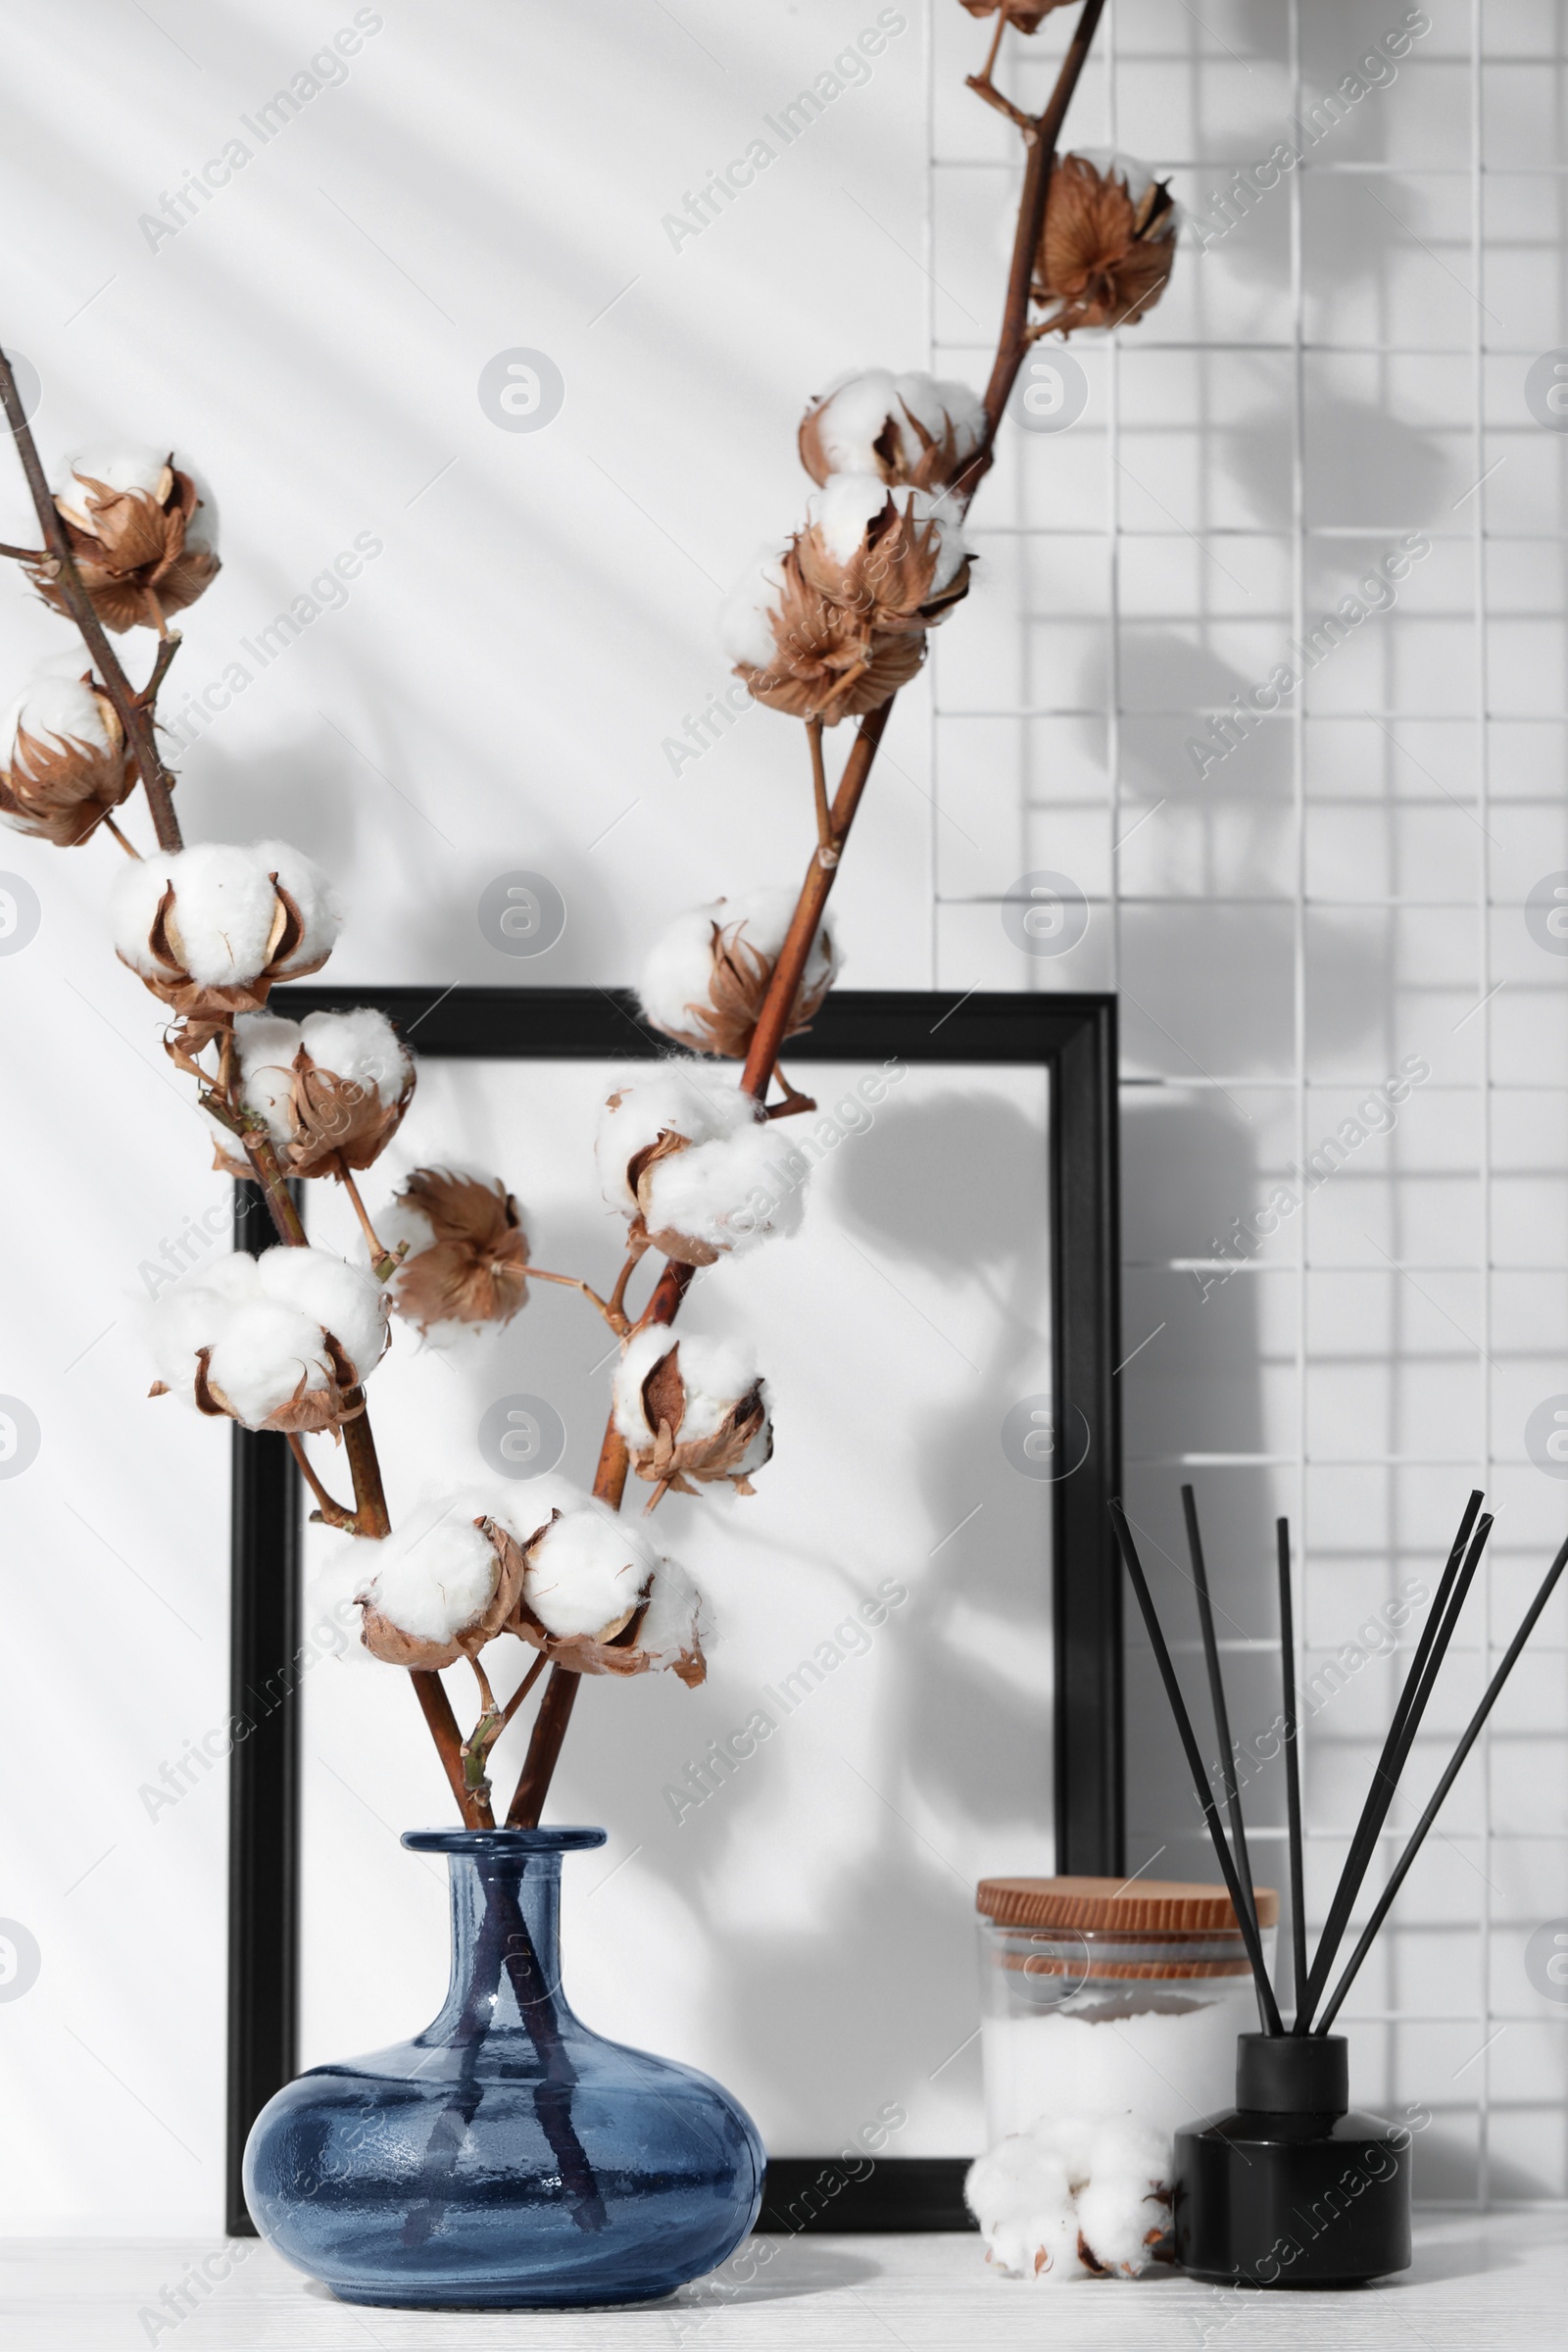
[{"xmin": 432, "ymin": 1850, "xmax": 573, "ymax": 2046}]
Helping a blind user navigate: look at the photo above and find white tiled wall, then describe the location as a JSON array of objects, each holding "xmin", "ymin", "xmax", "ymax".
[{"xmin": 928, "ymin": 0, "xmax": 1568, "ymax": 2204}]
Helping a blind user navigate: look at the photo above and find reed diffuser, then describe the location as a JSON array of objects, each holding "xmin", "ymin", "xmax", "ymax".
[{"xmin": 1110, "ymin": 1490, "xmax": 1568, "ymax": 2289}]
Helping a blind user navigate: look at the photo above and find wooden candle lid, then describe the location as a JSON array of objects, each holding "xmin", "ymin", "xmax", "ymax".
[{"xmin": 977, "ymin": 1876, "xmax": 1280, "ymax": 1935}]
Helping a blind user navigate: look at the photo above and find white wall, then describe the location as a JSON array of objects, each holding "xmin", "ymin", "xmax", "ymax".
[{"xmin": 0, "ymin": 0, "xmax": 1564, "ymax": 2232}]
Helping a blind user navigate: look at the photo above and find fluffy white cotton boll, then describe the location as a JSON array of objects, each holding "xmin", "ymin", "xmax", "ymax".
[
  {"xmin": 641, "ymin": 1119, "xmax": 807, "ymax": 1257},
  {"xmin": 967, "ymin": 2136, "xmax": 1078, "ymax": 2279},
  {"xmin": 149, "ymin": 1281, "xmax": 237, "ymax": 1401},
  {"xmin": 110, "ymin": 841, "xmax": 340, "ymax": 987},
  {"xmin": 808, "ymin": 368, "xmax": 985, "ymax": 478},
  {"xmin": 204, "ymin": 1298, "xmax": 341, "ymax": 1429},
  {"xmin": 229, "ymin": 1013, "xmax": 306, "ymax": 1140},
  {"xmin": 300, "ymin": 1006, "xmax": 409, "ymax": 1102},
  {"xmin": 57, "ymin": 447, "xmax": 171, "ymax": 525},
  {"xmin": 596, "ymin": 1064, "xmax": 759, "ymax": 1213},
  {"xmin": 809, "ymin": 473, "xmax": 967, "ymax": 595},
  {"xmin": 1072, "ymin": 2117, "xmax": 1171, "ymax": 2277},
  {"xmin": 522, "ymin": 1504, "xmax": 658, "ymax": 1640},
  {"xmin": 717, "ymin": 546, "xmax": 787, "ymax": 669},
  {"xmin": 637, "ymin": 887, "xmax": 837, "ymax": 1042},
  {"xmin": 254, "ymin": 1246, "xmax": 388, "ymax": 1382},
  {"xmin": 637, "ymin": 1556, "xmax": 711, "ymax": 1668},
  {"xmin": 612, "ymin": 1327, "xmax": 761, "ymax": 1448},
  {"xmin": 3, "ymin": 673, "xmax": 115, "ymax": 768},
  {"xmin": 355, "ymin": 1501, "xmax": 503, "ymax": 1645}
]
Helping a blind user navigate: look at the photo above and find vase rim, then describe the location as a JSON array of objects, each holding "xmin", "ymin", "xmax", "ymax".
[{"xmin": 402, "ymin": 1826, "xmax": 608, "ymax": 1855}]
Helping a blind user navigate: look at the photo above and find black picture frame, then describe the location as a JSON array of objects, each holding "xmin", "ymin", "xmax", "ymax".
[{"xmin": 225, "ymin": 985, "xmax": 1122, "ymax": 2235}]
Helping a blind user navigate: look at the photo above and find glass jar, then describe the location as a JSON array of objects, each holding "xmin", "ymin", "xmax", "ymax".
[{"xmin": 977, "ymin": 1876, "xmax": 1277, "ymax": 2149}]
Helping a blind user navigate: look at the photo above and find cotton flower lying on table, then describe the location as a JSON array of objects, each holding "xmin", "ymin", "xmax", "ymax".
[
  {"xmin": 378, "ymin": 1166, "xmax": 529, "ymax": 1340},
  {"xmin": 356, "ymin": 1494, "xmax": 525, "ymax": 1670},
  {"xmin": 639, "ymin": 888, "xmax": 838, "ymax": 1059},
  {"xmin": 28, "ymin": 445, "xmax": 220, "ymax": 631},
  {"xmin": 207, "ymin": 1006, "xmax": 416, "ymax": 1180},
  {"xmin": 148, "ymin": 1245, "xmax": 388, "ymax": 1434},
  {"xmin": 0, "ymin": 671, "xmax": 132, "ymax": 846},
  {"xmin": 1033, "ymin": 151, "xmax": 1179, "ymax": 333},
  {"xmin": 613, "ymin": 1328, "xmax": 772, "ymax": 1500},
  {"xmin": 965, "ymin": 2114, "xmax": 1172, "ymax": 2281},
  {"xmin": 111, "ymin": 839, "xmax": 340, "ymax": 1018},
  {"xmin": 720, "ymin": 476, "xmax": 969, "ymax": 725},
  {"xmin": 597, "ymin": 1064, "xmax": 805, "ymax": 1265},
  {"xmin": 798, "ymin": 368, "xmax": 985, "ymax": 494}
]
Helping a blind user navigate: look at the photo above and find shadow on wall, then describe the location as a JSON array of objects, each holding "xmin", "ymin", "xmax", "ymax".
[{"xmin": 544, "ymin": 1081, "xmax": 1057, "ymax": 2149}]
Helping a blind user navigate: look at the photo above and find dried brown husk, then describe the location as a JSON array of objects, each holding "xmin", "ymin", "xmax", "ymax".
[
  {"xmin": 184, "ymin": 1329, "xmax": 365, "ymax": 1437},
  {"xmin": 798, "ymin": 390, "xmax": 976, "ymax": 495},
  {"xmin": 1032, "ymin": 154, "xmax": 1178, "ymax": 332},
  {"xmin": 797, "ymin": 492, "xmax": 971, "ymax": 634},
  {"xmin": 359, "ymin": 1514, "xmax": 526, "ymax": 1671},
  {"xmin": 731, "ymin": 543, "xmax": 928, "ymax": 726},
  {"xmin": 625, "ymin": 1340, "xmax": 772, "ymax": 1499},
  {"xmin": 120, "ymin": 869, "xmax": 329, "ymax": 1020},
  {"xmin": 286, "ymin": 1040, "xmax": 415, "ymax": 1177},
  {"xmin": 28, "ymin": 461, "xmax": 220, "ymax": 633},
  {"xmin": 649, "ymin": 909, "xmax": 834, "ymax": 1059},
  {"xmin": 389, "ymin": 1167, "xmax": 529, "ymax": 1333},
  {"xmin": 958, "ymin": 0, "xmax": 1075, "ymax": 27},
  {"xmin": 0, "ymin": 682, "xmax": 134, "ymax": 848},
  {"xmin": 618, "ymin": 1127, "xmax": 721, "ymax": 1267}
]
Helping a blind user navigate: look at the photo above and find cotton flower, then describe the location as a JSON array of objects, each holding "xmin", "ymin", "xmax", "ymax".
[
  {"xmin": 965, "ymin": 2115, "xmax": 1172, "ymax": 2281},
  {"xmin": 147, "ymin": 1245, "xmax": 388, "ymax": 1434},
  {"xmin": 639, "ymin": 889, "xmax": 838, "ymax": 1059},
  {"xmin": 355, "ymin": 1495, "xmax": 526, "ymax": 1671},
  {"xmin": 720, "ymin": 476, "xmax": 969, "ymax": 726},
  {"xmin": 379, "ymin": 1167, "xmax": 529, "ymax": 1340},
  {"xmin": 111, "ymin": 840, "xmax": 340, "ymax": 1019},
  {"xmin": 613, "ymin": 1328, "xmax": 772, "ymax": 1500},
  {"xmin": 508, "ymin": 1482, "xmax": 709, "ymax": 1685},
  {"xmin": 799, "ymin": 368, "xmax": 986, "ymax": 494},
  {"xmin": 0, "ymin": 672, "xmax": 133, "ymax": 848},
  {"xmin": 597, "ymin": 1065, "xmax": 802, "ymax": 1264},
  {"xmin": 207, "ymin": 1006, "xmax": 416, "ymax": 1180},
  {"xmin": 28, "ymin": 447, "xmax": 220, "ymax": 632},
  {"xmin": 957, "ymin": 1, "xmax": 1076, "ymax": 29},
  {"xmin": 1032, "ymin": 151, "xmax": 1179, "ymax": 333}
]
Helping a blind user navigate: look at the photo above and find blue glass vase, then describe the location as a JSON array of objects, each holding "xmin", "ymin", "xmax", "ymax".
[{"xmin": 244, "ymin": 1828, "xmax": 764, "ymax": 2309}]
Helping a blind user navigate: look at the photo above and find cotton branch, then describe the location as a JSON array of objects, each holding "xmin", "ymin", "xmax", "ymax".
[{"xmin": 0, "ymin": 346, "xmax": 185, "ymax": 853}]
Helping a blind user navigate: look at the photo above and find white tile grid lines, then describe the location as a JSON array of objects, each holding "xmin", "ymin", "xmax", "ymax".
[{"xmin": 925, "ymin": 1, "xmax": 1567, "ymax": 2208}]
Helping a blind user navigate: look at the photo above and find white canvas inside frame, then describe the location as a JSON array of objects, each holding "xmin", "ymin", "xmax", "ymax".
[{"xmin": 298, "ymin": 1052, "xmax": 1053, "ymax": 2157}]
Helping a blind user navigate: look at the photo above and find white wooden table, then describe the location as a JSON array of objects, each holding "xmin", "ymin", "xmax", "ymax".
[{"xmin": 4, "ymin": 2214, "xmax": 1565, "ymax": 2349}]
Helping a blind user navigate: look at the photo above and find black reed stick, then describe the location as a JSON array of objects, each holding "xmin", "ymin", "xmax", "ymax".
[
  {"xmin": 1297, "ymin": 1494, "xmax": 1487, "ymax": 2031},
  {"xmin": 1111, "ymin": 1501, "xmax": 1284, "ymax": 2035},
  {"xmin": 1181, "ymin": 1484, "xmax": 1261, "ymax": 1949},
  {"xmin": 1315, "ymin": 1531, "xmax": 1568, "ymax": 2034},
  {"xmin": 1276, "ymin": 1517, "xmax": 1308, "ymax": 2027}
]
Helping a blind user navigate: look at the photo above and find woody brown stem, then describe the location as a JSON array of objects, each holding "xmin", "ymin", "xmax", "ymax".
[
  {"xmin": 335, "ymin": 1159, "xmax": 388, "ymax": 1265},
  {"xmin": 0, "ymin": 345, "xmax": 185, "ymax": 854},
  {"xmin": 498, "ymin": 1650, "xmax": 547, "ymax": 1734},
  {"xmin": 606, "ymin": 1242, "xmax": 648, "ymax": 1327},
  {"xmin": 142, "ymin": 587, "xmax": 170, "ymax": 640},
  {"xmin": 244, "ymin": 1132, "xmax": 308, "ymax": 1246},
  {"xmin": 517, "ymin": 1264, "xmax": 627, "ymax": 1334},
  {"xmin": 342, "ymin": 1406, "xmax": 392, "ymax": 1542},
  {"xmin": 806, "ymin": 717, "xmax": 836, "ymax": 865},
  {"xmin": 0, "ymin": 540, "xmax": 43, "ymax": 561},
  {"xmin": 286, "ymin": 1433, "xmax": 359, "ymax": 1531},
  {"xmin": 413, "ymin": 1667, "xmax": 490, "ymax": 1830},
  {"xmin": 137, "ymin": 630, "xmax": 182, "ymax": 707}
]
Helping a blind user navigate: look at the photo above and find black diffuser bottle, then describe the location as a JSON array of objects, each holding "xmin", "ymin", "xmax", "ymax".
[
  {"xmin": 1176, "ymin": 2034, "xmax": 1410, "ymax": 2288},
  {"xmin": 1111, "ymin": 1490, "xmax": 1568, "ymax": 2293}
]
